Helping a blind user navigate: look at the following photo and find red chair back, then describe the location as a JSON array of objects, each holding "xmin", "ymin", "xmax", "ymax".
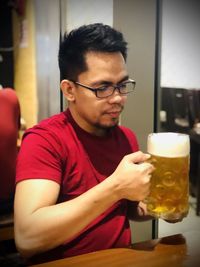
[{"xmin": 0, "ymin": 88, "xmax": 20, "ymax": 214}]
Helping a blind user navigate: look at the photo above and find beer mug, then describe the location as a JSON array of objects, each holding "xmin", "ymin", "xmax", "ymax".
[{"xmin": 146, "ymin": 132, "xmax": 190, "ymax": 221}]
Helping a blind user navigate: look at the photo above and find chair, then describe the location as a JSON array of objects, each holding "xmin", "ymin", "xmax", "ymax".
[
  {"xmin": 160, "ymin": 87, "xmax": 190, "ymax": 133},
  {"xmin": 189, "ymin": 130, "xmax": 200, "ymax": 216},
  {"xmin": 187, "ymin": 89, "xmax": 200, "ymax": 129},
  {"xmin": 187, "ymin": 89, "xmax": 200, "ymax": 216},
  {"xmin": 161, "ymin": 87, "xmax": 200, "ymax": 215},
  {"xmin": 0, "ymin": 88, "xmax": 23, "ymax": 266},
  {"xmin": 0, "ymin": 88, "xmax": 21, "ymax": 215}
]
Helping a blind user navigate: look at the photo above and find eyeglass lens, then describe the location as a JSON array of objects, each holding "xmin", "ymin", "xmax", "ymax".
[{"xmin": 96, "ymin": 82, "xmax": 135, "ymax": 98}]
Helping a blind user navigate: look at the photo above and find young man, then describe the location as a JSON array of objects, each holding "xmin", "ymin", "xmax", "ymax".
[{"xmin": 14, "ymin": 23, "xmax": 154, "ymax": 263}]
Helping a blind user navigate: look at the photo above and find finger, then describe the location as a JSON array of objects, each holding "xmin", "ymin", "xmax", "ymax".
[
  {"xmin": 142, "ymin": 174, "xmax": 152, "ymax": 184},
  {"xmin": 126, "ymin": 151, "xmax": 151, "ymax": 164},
  {"xmin": 138, "ymin": 162, "xmax": 155, "ymax": 174}
]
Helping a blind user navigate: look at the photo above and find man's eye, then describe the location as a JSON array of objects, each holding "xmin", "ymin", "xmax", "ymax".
[
  {"xmin": 97, "ymin": 86, "xmax": 109, "ymax": 91},
  {"xmin": 119, "ymin": 83, "xmax": 127, "ymax": 89}
]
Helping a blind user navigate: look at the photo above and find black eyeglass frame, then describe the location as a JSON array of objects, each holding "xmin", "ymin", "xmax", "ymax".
[{"xmin": 71, "ymin": 78, "xmax": 136, "ymax": 98}]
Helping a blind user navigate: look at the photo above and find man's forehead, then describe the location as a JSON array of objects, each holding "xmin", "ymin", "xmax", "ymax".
[{"xmin": 78, "ymin": 51, "xmax": 127, "ymax": 83}]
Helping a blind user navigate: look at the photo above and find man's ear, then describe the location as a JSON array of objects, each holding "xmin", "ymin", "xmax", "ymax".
[{"xmin": 60, "ymin": 80, "xmax": 75, "ymax": 102}]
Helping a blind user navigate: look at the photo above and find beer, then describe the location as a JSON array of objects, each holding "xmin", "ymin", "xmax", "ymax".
[{"xmin": 146, "ymin": 132, "xmax": 190, "ymax": 220}]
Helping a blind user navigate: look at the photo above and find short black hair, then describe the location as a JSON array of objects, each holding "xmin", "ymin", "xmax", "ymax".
[{"xmin": 58, "ymin": 23, "xmax": 128, "ymax": 81}]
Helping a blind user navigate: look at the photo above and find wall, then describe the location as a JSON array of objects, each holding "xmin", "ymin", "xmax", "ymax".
[
  {"xmin": 34, "ymin": 0, "xmax": 60, "ymax": 122},
  {"xmin": 65, "ymin": 0, "xmax": 113, "ymax": 31},
  {"xmin": 0, "ymin": 1, "xmax": 14, "ymax": 88},
  {"xmin": 60, "ymin": 0, "xmax": 113, "ymax": 110},
  {"xmin": 13, "ymin": 0, "xmax": 38, "ymax": 128},
  {"xmin": 13, "ymin": 0, "xmax": 61, "ymax": 126},
  {"xmin": 114, "ymin": 0, "xmax": 157, "ymax": 242},
  {"xmin": 161, "ymin": 0, "xmax": 200, "ymax": 88}
]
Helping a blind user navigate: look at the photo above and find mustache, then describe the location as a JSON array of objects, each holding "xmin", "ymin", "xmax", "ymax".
[{"xmin": 105, "ymin": 105, "xmax": 124, "ymax": 113}]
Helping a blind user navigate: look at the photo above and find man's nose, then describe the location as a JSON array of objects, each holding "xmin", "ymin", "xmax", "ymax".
[{"xmin": 108, "ymin": 88, "xmax": 126, "ymax": 103}]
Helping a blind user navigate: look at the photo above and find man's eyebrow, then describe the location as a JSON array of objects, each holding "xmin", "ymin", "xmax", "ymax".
[
  {"xmin": 119, "ymin": 75, "xmax": 129, "ymax": 83},
  {"xmin": 91, "ymin": 75, "xmax": 129, "ymax": 87}
]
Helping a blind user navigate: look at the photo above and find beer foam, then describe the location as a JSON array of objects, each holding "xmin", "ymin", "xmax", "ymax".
[{"xmin": 147, "ymin": 132, "xmax": 190, "ymax": 157}]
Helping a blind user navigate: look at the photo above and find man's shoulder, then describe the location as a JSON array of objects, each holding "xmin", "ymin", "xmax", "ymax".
[
  {"xmin": 22, "ymin": 111, "xmax": 71, "ymax": 145},
  {"xmin": 38, "ymin": 111, "xmax": 67, "ymax": 127},
  {"xmin": 118, "ymin": 125, "xmax": 136, "ymax": 137},
  {"xmin": 116, "ymin": 125, "xmax": 139, "ymax": 150},
  {"xmin": 28, "ymin": 112, "xmax": 68, "ymax": 133}
]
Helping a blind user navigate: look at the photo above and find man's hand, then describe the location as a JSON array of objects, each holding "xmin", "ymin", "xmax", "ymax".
[{"xmin": 110, "ymin": 151, "xmax": 154, "ymax": 202}]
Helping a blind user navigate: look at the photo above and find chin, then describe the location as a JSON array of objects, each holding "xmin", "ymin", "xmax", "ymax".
[{"xmin": 98, "ymin": 119, "xmax": 119, "ymax": 129}]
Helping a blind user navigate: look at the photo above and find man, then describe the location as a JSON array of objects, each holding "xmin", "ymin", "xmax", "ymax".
[{"xmin": 14, "ymin": 23, "xmax": 154, "ymax": 263}]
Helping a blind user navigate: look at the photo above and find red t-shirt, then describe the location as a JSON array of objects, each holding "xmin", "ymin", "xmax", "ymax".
[{"xmin": 16, "ymin": 109, "xmax": 139, "ymax": 262}]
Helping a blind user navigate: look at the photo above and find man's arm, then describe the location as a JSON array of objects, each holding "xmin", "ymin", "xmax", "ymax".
[
  {"xmin": 14, "ymin": 177, "xmax": 119, "ymax": 258},
  {"xmin": 14, "ymin": 152, "xmax": 154, "ymax": 258}
]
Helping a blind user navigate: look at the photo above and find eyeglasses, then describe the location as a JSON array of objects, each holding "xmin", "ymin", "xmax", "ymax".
[{"xmin": 71, "ymin": 79, "xmax": 136, "ymax": 98}]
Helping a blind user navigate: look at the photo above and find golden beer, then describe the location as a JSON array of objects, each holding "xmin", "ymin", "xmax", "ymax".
[{"xmin": 146, "ymin": 132, "xmax": 190, "ymax": 220}]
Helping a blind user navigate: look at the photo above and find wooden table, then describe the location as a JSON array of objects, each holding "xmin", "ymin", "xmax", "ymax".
[{"xmin": 31, "ymin": 230, "xmax": 200, "ymax": 267}]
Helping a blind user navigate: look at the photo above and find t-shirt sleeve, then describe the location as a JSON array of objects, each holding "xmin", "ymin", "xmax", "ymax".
[{"xmin": 16, "ymin": 129, "xmax": 66, "ymax": 184}]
